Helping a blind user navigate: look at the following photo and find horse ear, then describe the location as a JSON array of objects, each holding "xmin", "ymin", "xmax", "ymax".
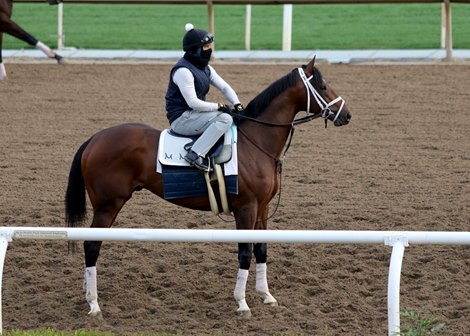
[{"xmin": 305, "ymin": 56, "xmax": 316, "ymax": 76}]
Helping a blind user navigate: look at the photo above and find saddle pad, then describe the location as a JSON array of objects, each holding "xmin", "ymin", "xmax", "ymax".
[
  {"xmin": 162, "ymin": 166, "xmax": 238, "ymax": 200},
  {"xmin": 157, "ymin": 126, "xmax": 238, "ymax": 176}
]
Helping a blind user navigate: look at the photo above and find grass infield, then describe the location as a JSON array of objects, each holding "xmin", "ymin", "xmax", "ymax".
[{"xmin": 4, "ymin": 3, "xmax": 470, "ymax": 50}]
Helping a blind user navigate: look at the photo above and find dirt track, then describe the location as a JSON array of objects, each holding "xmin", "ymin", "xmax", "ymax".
[{"xmin": 0, "ymin": 62, "xmax": 469, "ymax": 335}]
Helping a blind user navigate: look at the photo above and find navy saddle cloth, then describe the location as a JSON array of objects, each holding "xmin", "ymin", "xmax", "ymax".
[{"xmin": 157, "ymin": 127, "xmax": 238, "ymax": 200}]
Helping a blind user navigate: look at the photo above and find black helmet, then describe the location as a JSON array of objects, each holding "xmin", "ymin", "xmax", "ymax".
[{"xmin": 182, "ymin": 23, "xmax": 214, "ymax": 52}]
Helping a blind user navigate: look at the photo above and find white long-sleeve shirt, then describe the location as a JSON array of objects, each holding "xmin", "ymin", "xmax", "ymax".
[{"xmin": 172, "ymin": 65, "xmax": 240, "ymax": 112}]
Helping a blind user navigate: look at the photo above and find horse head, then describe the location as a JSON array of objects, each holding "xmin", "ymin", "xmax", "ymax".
[{"xmin": 300, "ymin": 57, "xmax": 352, "ymax": 127}]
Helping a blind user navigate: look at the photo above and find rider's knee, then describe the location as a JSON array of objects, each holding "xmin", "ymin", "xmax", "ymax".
[{"xmin": 217, "ymin": 112, "xmax": 233, "ymax": 125}]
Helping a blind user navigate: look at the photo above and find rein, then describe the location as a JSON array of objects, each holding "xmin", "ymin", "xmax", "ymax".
[{"xmin": 227, "ymin": 105, "xmax": 323, "ymax": 128}]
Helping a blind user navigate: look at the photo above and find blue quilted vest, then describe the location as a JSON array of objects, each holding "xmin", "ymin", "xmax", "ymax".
[{"xmin": 165, "ymin": 58, "xmax": 211, "ymax": 124}]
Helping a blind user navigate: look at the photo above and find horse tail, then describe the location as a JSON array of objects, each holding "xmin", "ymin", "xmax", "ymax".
[{"xmin": 65, "ymin": 138, "xmax": 91, "ymax": 228}]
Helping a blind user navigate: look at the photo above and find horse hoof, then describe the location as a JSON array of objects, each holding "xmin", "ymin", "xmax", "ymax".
[
  {"xmin": 237, "ymin": 309, "xmax": 252, "ymax": 319},
  {"xmin": 87, "ymin": 301, "xmax": 103, "ymax": 319},
  {"xmin": 88, "ymin": 310, "xmax": 104, "ymax": 320},
  {"xmin": 55, "ymin": 54, "xmax": 64, "ymax": 64},
  {"xmin": 266, "ymin": 300, "xmax": 279, "ymax": 307},
  {"xmin": 262, "ymin": 293, "xmax": 278, "ymax": 306}
]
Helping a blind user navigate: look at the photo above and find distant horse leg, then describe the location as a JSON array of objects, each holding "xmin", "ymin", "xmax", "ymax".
[
  {"xmin": 0, "ymin": 12, "xmax": 63, "ymax": 63},
  {"xmin": 234, "ymin": 242, "xmax": 253, "ymax": 318},
  {"xmin": 0, "ymin": 32, "xmax": 5, "ymax": 80},
  {"xmin": 254, "ymin": 243, "xmax": 278, "ymax": 306}
]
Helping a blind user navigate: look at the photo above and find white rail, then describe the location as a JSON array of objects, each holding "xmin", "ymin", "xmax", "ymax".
[{"xmin": 0, "ymin": 227, "xmax": 469, "ymax": 335}]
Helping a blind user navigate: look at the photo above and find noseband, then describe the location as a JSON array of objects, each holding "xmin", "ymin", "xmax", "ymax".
[{"xmin": 297, "ymin": 67, "xmax": 345, "ymax": 125}]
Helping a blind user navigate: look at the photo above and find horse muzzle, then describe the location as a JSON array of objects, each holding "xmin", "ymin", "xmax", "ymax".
[{"xmin": 333, "ymin": 110, "xmax": 352, "ymax": 127}]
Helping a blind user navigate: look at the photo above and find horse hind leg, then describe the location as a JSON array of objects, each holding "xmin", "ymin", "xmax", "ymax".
[
  {"xmin": 35, "ymin": 41, "xmax": 63, "ymax": 64},
  {"xmin": 1, "ymin": 15, "xmax": 63, "ymax": 63},
  {"xmin": 254, "ymin": 243, "xmax": 278, "ymax": 306},
  {"xmin": 84, "ymin": 257, "xmax": 102, "ymax": 318},
  {"xmin": 83, "ymin": 206, "xmax": 125, "ymax": 318}
]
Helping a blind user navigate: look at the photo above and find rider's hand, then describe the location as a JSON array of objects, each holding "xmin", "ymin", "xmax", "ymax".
[
  {"xmin": 234, "ymin": 103, "xmax": 245, "ymax": 113},
  {"xmin": 218, "ymin": 103, "xmax": 231, "ymax": 113}
]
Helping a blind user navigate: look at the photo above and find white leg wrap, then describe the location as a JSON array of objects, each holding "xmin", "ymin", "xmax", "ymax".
[
  {"xmin": 256, "ymin": 263, "xmax": 278, "ymax": 305},
  {"xmin": 234, "ymin": 269, "xmax": 249, "ymax": 301},
  {"xmin": 84, "ymin": 266, "xmax": 101, "ymax": 316},
  {"xmin": 35, "ymin": 41, "xmax": 56, "ymax": 58},
  {"xmin": 234, "ymin": 269, "xmax": 250, "ymax": 314},
  {"xmin": 0, "ymin": 62, "xmax": 6, "ymax": 80},
  {"xmin": 255, "ymin": 263, "xmax": 269, "ymax": 294}
]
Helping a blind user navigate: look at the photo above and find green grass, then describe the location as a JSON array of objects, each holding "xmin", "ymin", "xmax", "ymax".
[
  {"xmin": 4, "ymin": 3, "xmax": 470, "ymax": 50},
  {"xmin": 395, "ymin": 309, "xmax": 445, "ymax": 335}
]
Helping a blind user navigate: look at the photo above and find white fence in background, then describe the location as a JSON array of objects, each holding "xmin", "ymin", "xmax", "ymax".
[
  {"xmin": 0, "ymin": 227, "xmax": 469, "ymax": 335},
  {"xmin": 15, "ymin": 0, "xmax": 461, "ymax": 60}
]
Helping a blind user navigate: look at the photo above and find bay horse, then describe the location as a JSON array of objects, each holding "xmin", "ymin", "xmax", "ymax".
[
  {"xmin": 65, "ymin": 58, "xmax": 351, "ymax": 318},
  {"xmin": 0, "ymin": 0, "xmax": 63, "ymax": 80}
]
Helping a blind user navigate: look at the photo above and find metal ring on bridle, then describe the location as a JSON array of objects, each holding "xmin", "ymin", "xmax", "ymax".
[{"xmin": 321, "ymin": 108, "xmax": 332, "ymax": 119}]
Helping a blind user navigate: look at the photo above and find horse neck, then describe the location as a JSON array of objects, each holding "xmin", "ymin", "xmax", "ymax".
[{"xmin": 240, "ymin": 86, "xmax": 304, "ymax": 160}]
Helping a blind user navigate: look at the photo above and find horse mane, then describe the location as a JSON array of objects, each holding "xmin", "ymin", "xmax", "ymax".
[{"xmin": 240, "ymin": 65, "xmax": 324, "ymax": 121}]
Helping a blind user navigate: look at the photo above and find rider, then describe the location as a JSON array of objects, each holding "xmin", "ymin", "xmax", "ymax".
[{"xmin": 165, "ymin": 23, "xmax": 244, "ymax": 171}]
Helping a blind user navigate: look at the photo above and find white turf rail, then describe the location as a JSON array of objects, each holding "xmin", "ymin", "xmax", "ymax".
[{"xmin": 0, "ymin": 227, "xmax": 469, "ymax": 335}]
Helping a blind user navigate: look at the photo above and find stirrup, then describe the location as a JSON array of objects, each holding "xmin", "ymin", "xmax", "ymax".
[{"xmin": 184, "ymin": 150, "xmax": 211, "ymax": 171}]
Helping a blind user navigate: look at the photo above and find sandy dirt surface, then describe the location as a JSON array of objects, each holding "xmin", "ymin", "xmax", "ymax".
[{"xmin": 0, "ymin": 61, "xmax": 469, "ymax": 335}]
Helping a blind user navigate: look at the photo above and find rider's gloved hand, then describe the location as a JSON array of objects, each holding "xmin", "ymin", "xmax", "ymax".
[
  {"xmin": 234, "ymin": 103, "xmax": 245, "ymax": 113},
  {"xmin": 218, "ymin": 103, "xmax": 231, "ymax": 113}
]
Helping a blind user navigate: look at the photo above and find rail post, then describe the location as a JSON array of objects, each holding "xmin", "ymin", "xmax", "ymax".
[
  {"xmin": 245, "ymin": 4, "xmax": 252, "ymax": 50},
  {"xmin": 57, "ymin": 1, "xmax": 64, "ymax": 49},
  {"xmin": 0, "ymin": 230, "xmax": 12, "ymax": 335},
  {"xmin": 282, "ymin": 4, "xmax": 292, "ymax": 51},
  {"xmin": 444, "ymin": 0, "xmax": 453, "ymax": 61},
  {"xmin": 385, "ymin": 234, "xmax": 409, "ymax": 336}
]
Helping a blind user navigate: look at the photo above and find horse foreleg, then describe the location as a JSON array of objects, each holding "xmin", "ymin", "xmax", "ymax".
[
  {"xmin": 84, "ymin": 240, "xmax": 103, "ymax": 317},
  {"xmin": 234, "ymin": 242, "xmax": 252, "ymax": 318},
  {"xmin": 254, "ymin": 243, "xmax": 278, "ymax": 306}
]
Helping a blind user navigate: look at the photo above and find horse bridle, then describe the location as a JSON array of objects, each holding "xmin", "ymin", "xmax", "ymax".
[
  {"xmin": 231, "ymin": 66, "xmax": 348, "ymax": 159},
  {"xmin": 297, "ymin": 67, "xmax": 345, "ymax": 126},
  {"xmin": 229, "ymin": 67, "xmax": 346, "ymax": 128}
]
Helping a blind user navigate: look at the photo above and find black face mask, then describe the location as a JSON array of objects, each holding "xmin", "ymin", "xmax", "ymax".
[
  {"xmin": 200, "ymin": 48, "xmax": 212, "ymax": 62},
  {"xmin": 184, "ymin": 47, "xmax": 212, "ymax": 69}
]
